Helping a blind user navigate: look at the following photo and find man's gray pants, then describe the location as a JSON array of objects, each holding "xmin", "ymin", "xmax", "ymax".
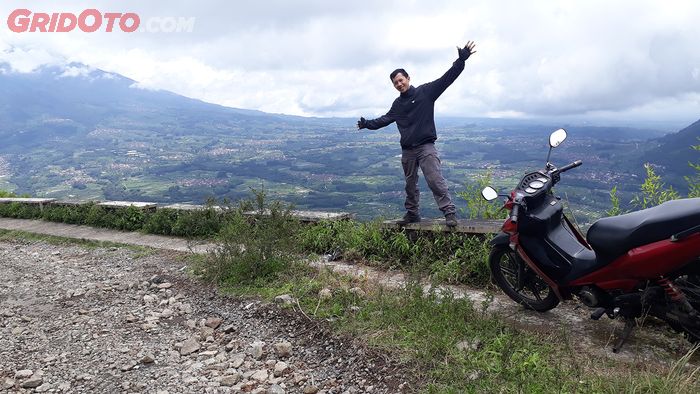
[{"xmin": 401, "ymin": 143, "xmax": 455, "ymax": 216}]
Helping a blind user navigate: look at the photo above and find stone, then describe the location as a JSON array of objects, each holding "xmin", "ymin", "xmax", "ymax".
[
  {"xmin": 273, "ymin": 361, "xmax": 289, "ymax": 377},
  {"xmin": 456, "ymin": 339, "xmax": 482, "ymax": 353},
  {"xmin": 205, "ymin": 317, "xmax": 223, "ymax": 329},
  {"xmin": 125, "ymin": 315, "xmax": 138, "ymax": 323},
  {"xmin": 293, "ymin": 373, "xmax": 308, "ymax": 384},
  {"xmin": 220, "ymin": 374, "xmax": 241, "ymax": 386},
  {"xmin": 268, "ymin": 384, "xmax": 285, "ymax": 394},
  {"xmin": 21, "ymin": 374, "xmax": 43, "ymax": 388},
  {"xmin": 199, "ymin": 327, "xmax": 215, "ymax": 340},
  {"xmin": 230, "ymin": 354, "xmax": 245, "ymax": 368},
  {"xmin": 180, "ymin": 337, "xmax": 201, "ymax": 356},
  {"xmin": 141, "ymin": 354, "xmax": 155, "ymax": 364},
  {"xmin": 15, "ymin": 370, "xmax": 33, "ymax": 379},
  {"xmin": 251, "ymin": 369, "xmax": 269, "ymax": 382},
  {"xmin": 221, "ymin": 324, "xmax": 236, "ymax": 333},
  {"xmin": 349, "ymin": 287, "xmax": 366, "ymax": 297},
  {"xmin": 319, "ymin": 288, "xmax": 332, "ymax": 300},
  {"xmin": 274, "ymin": 294, "xmax": 294, "ymax": 305},
  {"xmin": 250, "ymin": 341, "xmax": 265, "ymax": 360},
  {"xmin": 274, "ymin": 341, "xmax": 292, "ymax": 357},
  {"xmin": 303, "ymin": 385, "xmax": 319, "ymax": 394},
  {"xmin": 35, "ymin": 383, "xmax": 52, "ymax": 392},
  {"xmin": 1, "ymin": 378, "xmax": 15, "ymax": 390},
  {"xmin": 121, "ymin": 361, "xmax": 138, "ymax": 371},
  {"xmin": 158, "ymin": 282, "xmax": 173, "ymax": 289}
]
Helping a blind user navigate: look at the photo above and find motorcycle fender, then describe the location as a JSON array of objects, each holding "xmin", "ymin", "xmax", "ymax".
[{"xmin": 490, "ymin": 232, "xmax": 510, "ymax": 248}]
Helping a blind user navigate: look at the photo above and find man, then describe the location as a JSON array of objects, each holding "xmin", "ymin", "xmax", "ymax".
[{"xmin": 357, "ymin": 41, "xmax": 476, "ymax": 227}]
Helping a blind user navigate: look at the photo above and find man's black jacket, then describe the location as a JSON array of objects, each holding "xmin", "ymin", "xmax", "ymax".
[{"xmin": 363, "ymin": 58, "xmax": 465, "ymax": 149}]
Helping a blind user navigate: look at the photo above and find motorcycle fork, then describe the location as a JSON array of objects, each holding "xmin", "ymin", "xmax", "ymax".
[
  {"xmin": 510, "ymin": 233, "xmax": 564, "ymax": 301},
  {"xmin": 515, "ymin": 260, "xmax": 527, "ymax": 291}
]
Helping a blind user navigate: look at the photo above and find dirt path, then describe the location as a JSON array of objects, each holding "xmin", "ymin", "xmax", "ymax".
[
  {"xmin": 0, "ymin": 218, "xmax": 216, "ymax": 254},
  {"xmin": 311, "ymin": 259, "xmax": 698, "ymax": 366},
  {"xmin": 0, "ymin": 238, "xmax": 410, "ymax": 393}
]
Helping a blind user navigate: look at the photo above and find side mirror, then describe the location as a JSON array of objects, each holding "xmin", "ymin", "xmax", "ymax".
[
  {"xmin": 549, "ymin": 128, "xmax": 567, "ymax": 148},
  {"xmin": 481, "ymin": 186, "xmax": 499, "ymax": 201}
]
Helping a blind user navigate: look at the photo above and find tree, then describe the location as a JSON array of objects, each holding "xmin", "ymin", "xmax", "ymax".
[{"xmin": 630, "ymin": 163, "xmax": 680, "ymax": 209}]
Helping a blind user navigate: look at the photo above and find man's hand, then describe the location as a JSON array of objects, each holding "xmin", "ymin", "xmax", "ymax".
[
  {"xmin": 357, "ymin": 117, "xmax": 368, "ymax": 130},
  {"xmin": 457, "ymin": 41, "xmax": 476, "ymax": 61}
]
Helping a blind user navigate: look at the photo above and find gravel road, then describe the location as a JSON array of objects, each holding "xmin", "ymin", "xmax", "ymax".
[{"xmin": 0, "ymin": 239, "xmax": 410, "ymax": 393}]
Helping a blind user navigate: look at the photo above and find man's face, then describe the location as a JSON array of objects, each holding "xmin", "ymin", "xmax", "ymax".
[{"xmin": 392, "ymin": 73, "xmax": 410, "ymax": 93}]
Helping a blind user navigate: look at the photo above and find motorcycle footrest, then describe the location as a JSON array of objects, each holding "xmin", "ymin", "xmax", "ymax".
[{"xmin": 590, "ymin": 307, "xmax": 606, "ymax": 320}]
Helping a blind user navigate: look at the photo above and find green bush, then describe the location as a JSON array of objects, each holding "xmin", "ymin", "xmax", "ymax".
[
  {"xmin": 199, "ymin": 190, "xmax": 302, "ymax": 285},
  {"xmin": 458, "ymin": 170, "xmax": 508, "ymax": 220}
]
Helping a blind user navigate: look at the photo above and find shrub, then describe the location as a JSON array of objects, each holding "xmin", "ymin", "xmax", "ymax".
[{"xmin": 199, "ymin": 190, "xmax": 301, "ymax": 285}]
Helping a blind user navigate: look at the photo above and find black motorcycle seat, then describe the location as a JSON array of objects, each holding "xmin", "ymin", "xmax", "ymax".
[{"xmin": 587, "ymin": 198, "xmax": 700, "ymax": 261}]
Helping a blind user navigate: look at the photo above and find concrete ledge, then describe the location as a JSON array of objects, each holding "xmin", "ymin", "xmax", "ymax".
[
  {"xmin": 0, "ymin": 198, "xmax": 56, "ymax": 205},
  {"xmin": 97, "ymin": 201, "xmax": 157, "ymax": 210},
  {"xmin": 0, "ymin": 198, "xmax": 56, "ymax": 211},
  {"xmin": 161, "ymin": 203, "xmax": 223, "ymax": 211},
  {"xmin": 244, "ymin": 209, "xmax": 354, "ymax": 223},
  {"xmin": 382, "ymin": 218, "xmax": 502, "ymax": 234}
]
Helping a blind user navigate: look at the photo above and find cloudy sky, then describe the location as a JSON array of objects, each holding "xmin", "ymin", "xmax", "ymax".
[{"xmin": 1, "ymin": 0, "xmax": 699, "ymax": 124}]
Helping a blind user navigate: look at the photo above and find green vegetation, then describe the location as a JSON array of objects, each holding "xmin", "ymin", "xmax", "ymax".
[
  {"xmin": 457, "ymin": 170, "xmax": 508, "ymax": 220},
  {"xmin": 188, "ymin": 195, "xmax": 700, "ymax": 393},
  {"xmin": 0, "ymin": 200, "xmax": 233, "ymax": 238},
  {"xmin": 609, "ymin": 141, "xmax": 699, "ymax": 213},
  {"xmin": 298, "ymin": 219, "xmax": 492, "ymax": 286},
  {"xmin": 686, "ymin": 139, "xmax": 700, "ymax": 198},
  {"xmin": 631, "ymin": 164, "xmax": 682, "ymax": 209},
  {"xmin": 198, "ymin": 190, "xmax": 304, "ymax": 285},
  {"xmin": 0, "ymin": 228, "xmax": 153, "ymax": 254}
]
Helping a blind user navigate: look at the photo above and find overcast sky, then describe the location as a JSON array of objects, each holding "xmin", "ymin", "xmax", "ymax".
[{"xmin": 1, "ymin": 0, "xmax": 699, "ymax": 124}]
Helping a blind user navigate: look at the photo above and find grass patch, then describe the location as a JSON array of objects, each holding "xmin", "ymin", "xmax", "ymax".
[
  {"xmin": 297, "ymin": 219, "xmax": 492, "ymax": 286},
  {"xmin": 189, "ymin": 192, "xmax": 699, "ymax": 393},
  {"xmin": 0, "ymin": 228, "xmax": 155, "ymax": 255},
  {"xmin": 198, "ymin": 257, "xmax": 700, "ymax": 393}
]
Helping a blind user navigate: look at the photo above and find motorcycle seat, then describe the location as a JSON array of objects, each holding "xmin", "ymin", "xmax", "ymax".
[{"xmin": 587, "ymin": 198, "xmax": 700, "ymax": 261}]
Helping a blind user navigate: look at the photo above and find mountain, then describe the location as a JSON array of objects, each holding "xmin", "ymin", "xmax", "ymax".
[
  {"xmin": 645, "ymin": 119, "xmax": 700, "ymax": 170},
  {"xmin": 0, "ymin": 62, "xmax": 303, "ymax": 149}
]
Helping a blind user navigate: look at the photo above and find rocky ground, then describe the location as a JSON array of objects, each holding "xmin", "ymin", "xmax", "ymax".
[{"xmin": 0, "ymin": 239, "xmax": 411, "ymax": 394}]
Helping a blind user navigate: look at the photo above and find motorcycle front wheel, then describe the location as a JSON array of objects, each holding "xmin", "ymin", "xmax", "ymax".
[{"xmin": 489, "ymin": 246, "xmax": 559, "ymax": 312}]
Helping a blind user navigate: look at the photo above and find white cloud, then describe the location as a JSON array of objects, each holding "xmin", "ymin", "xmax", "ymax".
[{"xmin": 0, "ymin": 0, "xmax": 698, "ymax": 122}]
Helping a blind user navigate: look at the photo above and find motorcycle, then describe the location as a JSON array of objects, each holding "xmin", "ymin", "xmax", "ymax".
[{"xmin": 481, "ymin": 128, "xmax": 700, "ymax": 352}]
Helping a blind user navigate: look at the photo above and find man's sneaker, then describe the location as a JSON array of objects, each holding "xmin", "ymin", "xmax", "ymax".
[
  {"xmin": 445, "ymin": 213, "xmax": 458, "ymax": 227},
  {"xmin": 397, "ymin": 212, "xmax": 421, "ymax": 226}
]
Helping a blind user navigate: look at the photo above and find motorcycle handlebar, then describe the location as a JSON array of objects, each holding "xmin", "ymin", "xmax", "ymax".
[
  {"xmin": 510, "ymin": 203, "xmax": 520, "ymax": 223},
  {"xmin": 557, "ymin": 160, "xmax": 582, "ymax": 173}
]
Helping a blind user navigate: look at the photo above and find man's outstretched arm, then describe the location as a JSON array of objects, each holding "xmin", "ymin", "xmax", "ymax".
[
  {"xmin": 357, "ymin": 112, "xmax": 395, "ymax": 130},
  {"xmin": 426, "ymin": 41, "xmax": 477, "ymax": 100}
]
